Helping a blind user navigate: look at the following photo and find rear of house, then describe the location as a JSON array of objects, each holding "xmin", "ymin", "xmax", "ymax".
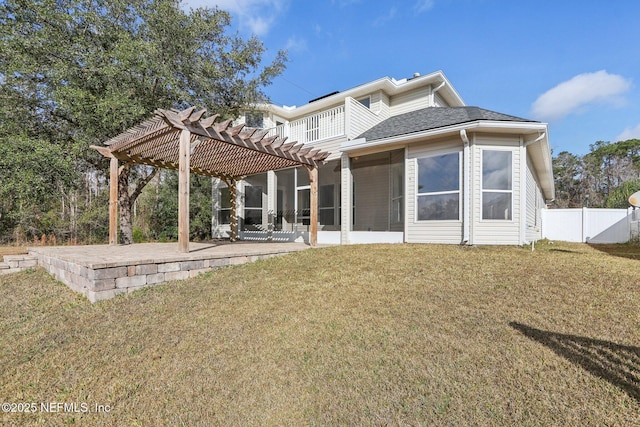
[{"xmin": 212, "ymin": 71, "xmax": 555, "ymax": 245}]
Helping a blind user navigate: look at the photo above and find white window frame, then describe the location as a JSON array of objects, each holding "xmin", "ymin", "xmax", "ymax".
[
  {"xmin": 480, "ymin": 148, "xmax": 514, "ymax": 222},
  {"xmin": 415, "ymin": 151, "xmax": 462, "ymax": 222}
]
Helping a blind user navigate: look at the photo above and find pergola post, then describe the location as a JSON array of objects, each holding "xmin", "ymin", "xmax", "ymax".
[
  {"xmin": 229, "ymin": 179, "xmax": 238, "ymax": 242},
  {"xmin": 109, "ymin": 156, "xmax": 119, "ymax": 245},
  {"xmin": 178, "ymin": 129, "xmax": 191, "ymax": 253},
  {"xmin": 307, "ymin": 166, "xmax": 318, "ymax": 247}
]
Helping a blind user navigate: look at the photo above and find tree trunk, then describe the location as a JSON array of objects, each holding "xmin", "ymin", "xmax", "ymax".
[
  {"xmin": 118, "ymin": 164, "xmax": 133, "ymax": 244},
  {"xmin": 118, "ymin": 164, "xmax": 158, "ymax": 245}
]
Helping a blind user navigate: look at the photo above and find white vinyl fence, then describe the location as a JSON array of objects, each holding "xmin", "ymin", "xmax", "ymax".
[{"xmin": 542, "ymin": 208, "xmax": 637, "ymax": 244}]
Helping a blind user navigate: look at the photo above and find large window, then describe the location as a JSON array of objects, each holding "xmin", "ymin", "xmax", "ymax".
[
  {"xmin": 416, "ymin": 152, "xmax": 460, "ymax": 221},
  {"xmin": 482, "ymin": 150, "xmax": 513, "ymax": 220},
  {"xmin": 244, "ymin": 185, "xmax": 263, "ymax": 226}
]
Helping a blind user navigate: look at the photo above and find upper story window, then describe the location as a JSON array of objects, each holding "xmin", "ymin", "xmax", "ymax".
[
  {"xmin": 245, "ymin": 112, "xmax": 263, "ymax": 128},
  {"xmin": 357, "ymin": 96, "xmax": 371, "ymax": 109},
  {"xmin": 482, "ymin": 150, "xmax": 513, "ymax": 220},
  {"xmin": 416, "ymin": 152, "xmax": 461, "ymax": 221}
]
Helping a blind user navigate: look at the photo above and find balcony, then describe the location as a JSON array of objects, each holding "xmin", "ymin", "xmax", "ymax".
[
  {"xmin": 268, "ymin": 105, "xmax": 344, "ymax": 144},
  {"xmin": 267, "ymin": 98, "xmax": 381, "ymax": 145}
]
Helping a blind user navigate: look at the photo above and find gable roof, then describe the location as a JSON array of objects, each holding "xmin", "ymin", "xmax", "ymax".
[{"xmin": 358, "ymin": 106, "xmax": 537, "ymax": 141}]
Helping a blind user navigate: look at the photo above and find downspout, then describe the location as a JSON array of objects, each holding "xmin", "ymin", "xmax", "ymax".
[
  {"xmin": 460, "ymin": 129, "xmax": 471, "ymax": 244},
  {"xmin": 430, "ymin": 80, "xmax": 446, "ymax": 107},
  {"xmin": 521, "ymin": 132, "xmax": 546, "ymax": 245},
  {"xmin": 520, "ymin": 136, "xmax": 527, "ymax": 246}
]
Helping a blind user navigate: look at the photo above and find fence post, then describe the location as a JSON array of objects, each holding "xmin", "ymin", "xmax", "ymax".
[{"xmin": 582, "ymin": 207, "xmax": 588, "ymax": 242}]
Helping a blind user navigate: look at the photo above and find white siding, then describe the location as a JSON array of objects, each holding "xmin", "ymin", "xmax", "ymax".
[
  {"xmin": 373, "ymin": 90, "xmax": 391, "ymax": 119},
  {"xmin": 346, "ymin": 97, "xmax": 384, "ymax": 140},
  {"xmin": 389, "ymin": 86, "xmax": 431, "ymax": 116},
  {"xmin": 433, "ymin": 92, "xmax": 448, "ymax": 107},
  {"xmin": 472, "ymin": 135, "xmax": 521, "ymax": 245},
  {"xmin": 306, "ymin": 136, "xmax": 344, "ymax": 161},
  {"xmin": 406, "ymin": 138, "xmax": 464, "ymax": 244},
  {"xmin": 525, "ymin": 155, "xmax": 543, "ymax": 242}
]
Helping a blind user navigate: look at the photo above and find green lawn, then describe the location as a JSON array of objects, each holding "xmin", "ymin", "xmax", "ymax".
[{"xmin": 1, "ymin": 241, "xmax": 639, "ymax": 425}]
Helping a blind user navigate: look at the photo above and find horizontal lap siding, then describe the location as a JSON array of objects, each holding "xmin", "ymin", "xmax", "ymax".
[
  {"xmin": 526, "ymin": 156, "xmax": 543, "ymax": 242},
  {"xmin": 407, "ymin": 139, "xmax": 464, "ymax": 243},
  {"xmin": 372, "ymin": 91, "xmax": 390, "ymax": 118},
  {"xmin": 390, "ymin": 86, "xmax": 431, "ymax": 116},
  {"xmin": 347, "ymin": 97, "xmax": 384, "ymax": 140},
  {"xmin": 307, "ymin": 137, "xmax": 344, "ymax": 161},
  {"xmin": 472, "ymin": 135, "xmax": 521, "ymax": 245},
  {"xmin": 434, "ymin": 92, "xmax": 447, "ymax": 107}
]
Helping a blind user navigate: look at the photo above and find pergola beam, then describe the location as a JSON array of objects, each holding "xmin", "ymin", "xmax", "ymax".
[{"xmin": 94, "ymin": 106, "xmax": 329, "ymax": 251}]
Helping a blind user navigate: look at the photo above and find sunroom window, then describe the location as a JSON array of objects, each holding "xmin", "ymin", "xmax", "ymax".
[
  {"xmin": 416, "ymin": 152, "xmax": 460, "ymax": 221},
  {"xmin": 218, "ymin": 187, "xmax": 231, "ymax": 225},
  {"xmin": 244, "ymin": 185, "xmax": 263, "ymax": 226},
  {"xmin": 482, "ymin": 150, "xmax": 513, "ymax": 220},
  {"xmin": 319, "ymin": 184, "xmax": 335, "ymax": 226}
]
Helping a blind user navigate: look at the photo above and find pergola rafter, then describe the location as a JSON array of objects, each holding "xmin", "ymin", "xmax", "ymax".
[{"xmin": 92, "ymin": 106, "xmax": 329, "ymax": 252}]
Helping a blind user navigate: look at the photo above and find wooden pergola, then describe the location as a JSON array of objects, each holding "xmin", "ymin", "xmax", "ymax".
[{"xmin": 92, "ymin": 107, "xmax": 329, "ymax": 252}]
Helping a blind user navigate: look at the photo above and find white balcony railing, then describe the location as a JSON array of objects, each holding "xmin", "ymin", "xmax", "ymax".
[{"xmin": 267, "ymin": 105, "xmax": 345, "ymax": 144}]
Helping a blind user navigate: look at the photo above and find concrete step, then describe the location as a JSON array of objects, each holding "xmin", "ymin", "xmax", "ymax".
[{"xmin": 0, "ymin": 262, "xmax": 9, "ymax": 270}]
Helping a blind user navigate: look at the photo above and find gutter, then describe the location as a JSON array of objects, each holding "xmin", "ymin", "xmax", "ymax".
[{"xmin": 341, "ymin": 120, "xmax": 548, "ymax": 153}]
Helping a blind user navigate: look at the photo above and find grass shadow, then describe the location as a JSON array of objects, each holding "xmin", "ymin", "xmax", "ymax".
[
  {"xmin": 548, "ymin": 248, "xmax": 583, "ymax": 254},
  {"xmin": 510, "ymin": 321, "xmax": 640, "ymax": 403},
  {"xmin": 587, "ymin": 243, "xmax": 640, "ymax": 261}
]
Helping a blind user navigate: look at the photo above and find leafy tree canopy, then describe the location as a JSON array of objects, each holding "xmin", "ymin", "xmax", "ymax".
[
  {"xmin": 1, "ymin": 0, "xmax": 287, "ymax": 151},
  {"xmin": 0, "ymin": 0, "xmax": 287, "ymax": 242}
]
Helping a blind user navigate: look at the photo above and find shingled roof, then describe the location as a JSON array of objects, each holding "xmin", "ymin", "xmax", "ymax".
[{"xmin": 358, "ymin": 106, "xmax": 537, "ymax": 141}]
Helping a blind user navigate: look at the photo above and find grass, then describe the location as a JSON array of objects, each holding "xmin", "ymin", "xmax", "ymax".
[{"xmin": 1, "ymin": 241, "xmax": 639, "ymax": 425}]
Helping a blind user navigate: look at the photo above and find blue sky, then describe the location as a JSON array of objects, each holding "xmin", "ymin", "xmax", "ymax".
[{"xmin": 181, "ymin": 0, "xmax": 640, "ymax": 156}]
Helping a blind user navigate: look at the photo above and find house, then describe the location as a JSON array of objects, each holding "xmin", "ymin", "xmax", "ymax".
[{"xmin": 211, "ymin": 70, "xmax": 554, "ymax": 245}]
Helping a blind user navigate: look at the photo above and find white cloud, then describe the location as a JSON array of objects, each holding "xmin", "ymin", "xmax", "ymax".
[
  {"xmin": 285, "ymin": 36, "xmax": 307, "ymax": 53},
  {"xmin": 615, "ymin": 123, "xmax": 640, "ymax": 142},
  {"xmin": 531, "ymin": 70, "xmax": 632, "ymax": 121},
  {"xmin": 414, "ymin": 0, "xmax": 435, "ymax": 13},
  {"xmin": 181, "ymin": 0, "xmax": 288, "ymax": 36}
]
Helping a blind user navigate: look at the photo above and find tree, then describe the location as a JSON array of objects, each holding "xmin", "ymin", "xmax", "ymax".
[
  {"xmin": 606, "ymin": 179, "xmax": 640, "ymax": 208},
  {"xmin": 0, "ymin": 0, "xmax": 287, "ymax": 243},
  {"xmin": 552, "ymin": 151, "xmax": 582, "ymax": 208},
  {"xmin": 551, "ymin": 139, "xmax": 640, "ymax": 209}
]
